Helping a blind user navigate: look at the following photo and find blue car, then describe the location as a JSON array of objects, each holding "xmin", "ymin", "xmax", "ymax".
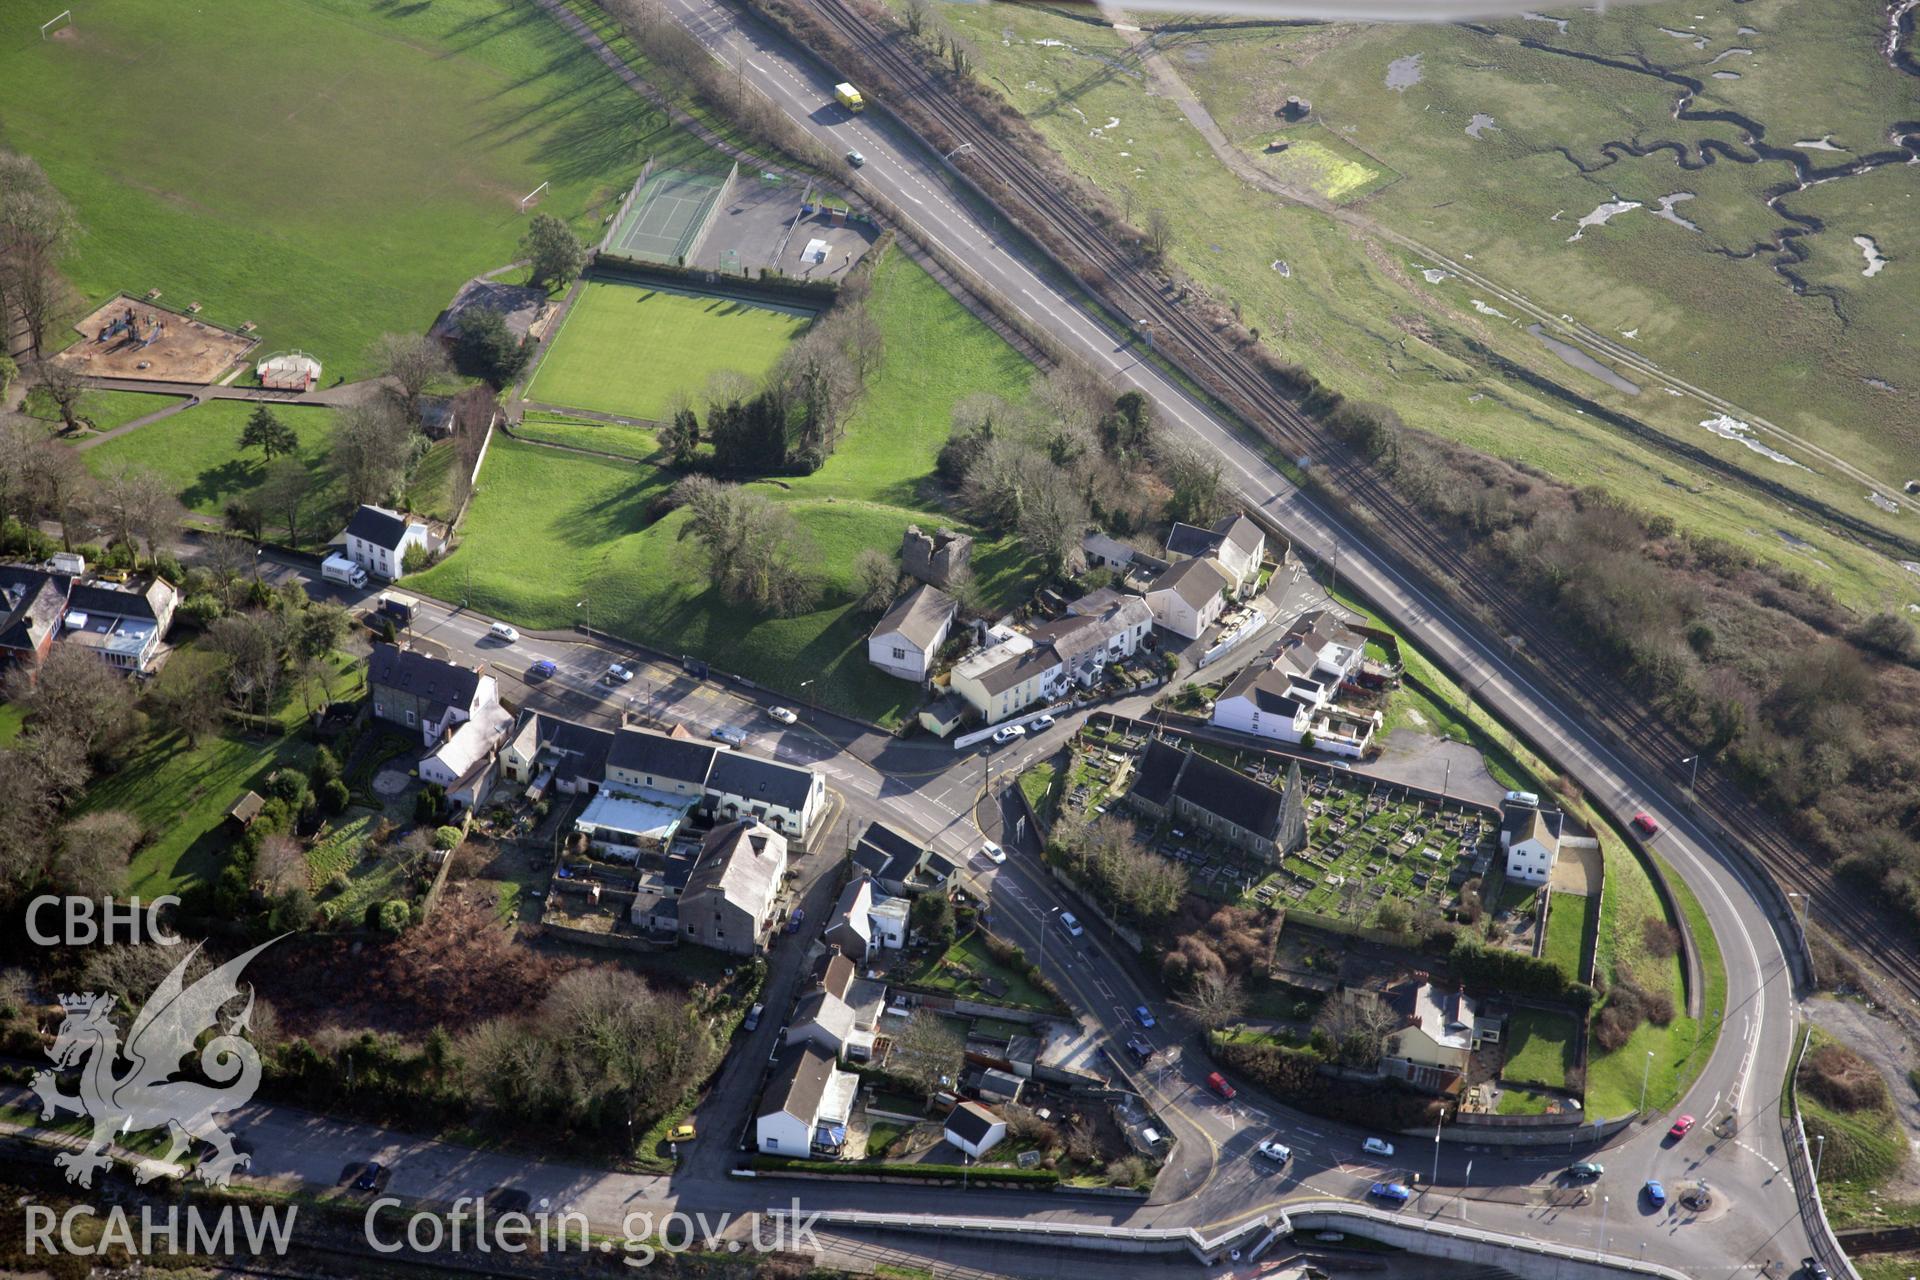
[
  {"xmin": 1369, "ymin": 1182, "xmax": 1412, "ymax": 1203},
  {"xmin": 711, "ymin": 725, "xmax": 748, "ymax": 745},
  {"xmin": 1644, "ymin": 1179, "xmax": 1666, "ymax": 1207},
  {"xmin": 1135, "ymin": 1005, "xmax": 1156, "ymax": 1029},
  {"xmin": 530, "ymin": 659, "xmax": 557, "ymax": 679}
]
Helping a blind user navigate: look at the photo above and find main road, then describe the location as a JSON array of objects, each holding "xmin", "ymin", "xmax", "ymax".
[
  {"xmin": 579, "ymin": 0, "xmax": 1817, "ymax": 1269},
  {"xmin": 211, "ymin": 548, "xmax": 1808, "ymax": 1275}
]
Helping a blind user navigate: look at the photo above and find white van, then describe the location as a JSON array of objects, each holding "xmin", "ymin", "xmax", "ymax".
[
  {"xmin": 1504, "ymin": 790, "xmax": 1541, "ymax": 808},
  {"xmin": 488, "ymin": 622, "xmax": 520, "ymax": 644}
]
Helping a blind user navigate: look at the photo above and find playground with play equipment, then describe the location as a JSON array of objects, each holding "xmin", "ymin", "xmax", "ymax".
[{"xmin": 56, "ymin": 293, "xmax": 258, "ymax": 384}]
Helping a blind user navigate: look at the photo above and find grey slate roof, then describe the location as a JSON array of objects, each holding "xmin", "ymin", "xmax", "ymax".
[
  {"xmin": 368, "ymin": 643, "xmax": 481, "ymax": 722},
  {"xmin": 1219, "ymin": 663, "xmax": 1304, "ymax": 717},
  {"xmin": 1211, "ymin": 512, "xmax": 1263, "ymax": 556},
  {"xmin": 707, "ymin": 751, "xmax": 815, "ymax": 811},
  {"xmin": 873, "ymin": 583, "xmax": 957, "ymax": 651},
  {"xmin": 346, "ymin": 504, "xmax": 413, "ymax": 550},
  {"xmin": 945, "ymin": 1100, "xmax": 1000, "ymax": 1146},
  {"xmin": 606, "ymin": 726, "xmax": 719, "ymax": 786},
  {"xmin": 1151, "ymin": 556, "xmax": 1233, "ymax": 609},
  {"xmin": 760, "ymin": 1044, "xmax": 836, "ymax": 1122},
  {"xmin": 0, "ymin": 566, "xmax": 69, "ymax": 658}
]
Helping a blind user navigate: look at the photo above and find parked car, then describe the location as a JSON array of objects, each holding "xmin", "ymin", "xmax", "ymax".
[
  {"xmin": 1058, "ymin": 911, "xmax": 1084, "ymax": 938},
  {"xmin": 846, "ymin": 149, "xmax": 865, "ymax": 167},
  {"xmin": 529, "ymin": 658, "xmax": 558, "ymax": 680},
  {"xmin": 1668, "ymin": 1114, "xmax": 1696, "ymax": 1139},
  {"xmin": 1362, "ymin": 1137, "xmax": 1395, "ymax": 1158},
  {"xmin": 1255, "ymin": 1139, "xmax": 1292, "ymax": 1166},
  {"xmin": 1369, "ymin": 1182, "xmax": 1412, "ymax": 1203},
  {"xmin": 711, "ymin": 724, "xmax": 748, "ymax": 745},
  {"xmin": 1568, "ymin": 1162, "xmax": 1605, "ymax": 1180},
  {"xmin": 981, "ymin": 841, "xmax": 1006, "ymax": 864},
  {"xmin": 669, "ymin": 1123, "xmax": 696, "ymax": 1143},
  {"xmin": 1029, "ymin": 713, "xmax": 1056, "ymax": 730},
  {"xmin": 1504, "ymin": 790, "xmax": 1541, "ymax": 808},
  {"xmin": 606, "ymin": 662, "xmax": 635, "ymax": 684},
  {"xmin": 1134, "ymin": 1005, "xmax": 1156, "ymax": 1029},
  {"xmin": 1125, "ymin": 1036, "xmax": 1155, "ymax": 1064},
  {"xmin": 1802, "ymin": 1258, "xmax": 1832, "ymax": 1280},
  {"xmin": 744, "ymin": 1002, "xmax": 764, "ymax": 1031},
  {"xmin": 770, "ymin": 1029, "xmax": 788, "ymax": 1062},
  {"xmin": 1633, "ymin": 812, "xmax": 1661, "ymax": 836},
  {"xmin": 353, "ymin": 1162, "xmax": 384, "ymax": 1191},
  {"xmin": 768, "ymin": 706, "xmax": 797, "ymax": 724},
  {"xmin": 487, "ymin": 621, "xmax": 520, "ymax": 644},
  {"xmin": 992, "ymin": 724, "xmax": 1026, "ymax": 745},
  {"xmin": 1206, "ymin": 1071, "xmax": 1237, "ymax": 1101},
  {"xmin": 1644, "ymin": 1179, "xmax": 1666, "ymax": 1207},
  {"xmin": 786, "ymin": 907, "xmax": 806, "ymax": 934}
]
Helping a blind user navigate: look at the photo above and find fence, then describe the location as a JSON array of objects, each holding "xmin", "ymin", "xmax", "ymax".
[
  {"xmin": 597, "ymin": 156, "xmax": 653, "ymax": 255},
  {"xmin": 1784, "ymin": 1026, "xmax": 1866, "ymax": 1280}
]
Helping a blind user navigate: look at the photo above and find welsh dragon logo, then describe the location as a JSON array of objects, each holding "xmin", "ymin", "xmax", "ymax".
[{"xmin": 30, "ymin": 938, "xmax": 277, "ymax": 1189}]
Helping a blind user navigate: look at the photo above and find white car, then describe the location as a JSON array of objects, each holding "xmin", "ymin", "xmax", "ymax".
[
  {"xmin": 1363, "ymin": 1137, "xmax": 1395, "ymax": 1158},
  {"xmin": 1058, "ymin": 911, "xmax": 1084, "ymax": 938},
  {"xmin": 992, "ymin": 724, "xmax": 1026, "ymax": 745},
  {"xmin": 768, "ymin": 706, "xmax": 797, "ymax": 725},
  {"xmin": 1029, "ymin": 713, "xmax": 1056, "ymax": 731},
  {"xmin": 488, "ymin": 622, "xmax": 520, "ymax": 643},
  {"xmin": 606, "ymin": 663, "xmax": 635, "ymax": 684},
  {"xmin": 1256, "ymin": 1139, "xmax": 1292, "ymax": 1166},
  {"xmin": 981, "ymin": 841, "xmax": 1006, "ymax": 864}
]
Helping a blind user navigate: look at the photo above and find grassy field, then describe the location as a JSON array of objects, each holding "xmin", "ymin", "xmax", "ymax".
[
  {"xmin": 80, "ymin": 400, "xmax": 345, "ymax": 544},
  {"xmin": 525, "ymin": 281, "xmax": 815, "ymax": 421},
  {"xmin": 1543, "ymin": 891, "xmax": 1594, "ymax": 982},
  {"xmin": 83, "ymin": 648, "xmax": 364, "ymax": 896},
  {"xmin": 513, "ymin": 415, "xmax": 663, "ymax": 461},
  {"xmin": 0, "ymin": 0, "xmax": 717, "ymax": 381},
  {"xmin": 1501, "ymin": 1008, "xmax": 1577, "ymax": 1091},
  {"xmin": 918, "ymin": 0, "xmax": 1918, "ymax": 611},
  {"xmin": 0, "ymin": 702, "xmax": 25, "ymax": 746},
  {"xmin": 23, "ymin": 388, "xmax": 176, "ymax": 437},
  {"xmin": 411, "ymin": 249, "xmax": 1040, "ymax": 724}
]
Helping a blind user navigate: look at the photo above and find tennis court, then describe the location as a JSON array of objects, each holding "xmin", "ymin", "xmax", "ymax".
[{"xmin": 606, "ymin": 166, "xmax": 732, "ymax": 264}]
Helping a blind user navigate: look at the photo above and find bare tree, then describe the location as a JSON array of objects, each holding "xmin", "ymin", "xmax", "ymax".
[
  {"xmin": 23, "ymin": 439, "xmax": 87, "ymax": 550},
  {"xmin": 1174, "ymin": 970, "xmax": 1248, "ymax": 1029},
  {"xmin": 1145, "ymin": 207, "xmax": 1174, "ymax": 258},
  {"xmin": 891, "ymin": 1008, "xmax": 964, "ymax": 1097},
  {"xmin": 852, "ymin": 547, "xmax": 901, "ymax": 614},
  {"xmin": 0, "ymin": 151, "xmax": 81, "ymax": 359},
  {"xmin": 369, "ymin": 332, "xmax": 453, "ymax": 424},
  {"xmin": 254, "ymin": 833, "xmax": 309, "ymax": 895},
  {"xmin": 92, "ymin": 460, "xmax": 181, "ymax": 561},
  {"xmin": 30, "ymin": 359, "xmax": 90, "ymax": 434},
  {"xmin": 257, "ymin": 457, "xmax": 309, "ymax": 546},
  {"xmin": 333, "ymin": 400, "xmax": 423, "ymax": 509},
  {"xmin": 672, "ymin": 476, "xmax": 820, "ymax": 616},
  {"xmin": 201, "ymin": 531, "xmax": 259, "ymax": 607},
  {"xmin": 151, "ymin": 649, "xmax": 228, "ymax": 748},
  {"xmin": 2, "ymin": 644, "xmax": 139, "ymax": 764},
  {"xmin": 50, "ymin": 811, "xmax": 141, "ymax": 900},
  {"xmin": 1313, "ymin": 990, "xmax": 1400, "ymax": 1068}
]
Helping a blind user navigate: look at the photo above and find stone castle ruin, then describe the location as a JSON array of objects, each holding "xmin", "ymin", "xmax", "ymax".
[{"xmin": 902, "ymin": 525, "xmax": 972, "ymax": 589}]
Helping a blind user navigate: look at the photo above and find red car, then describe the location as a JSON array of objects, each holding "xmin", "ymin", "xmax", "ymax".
[
  {"xmin": 1633, "ymin": 812, "xmax": 1660, "ymax": 837},
  {"xmin": 1206, "ymin": 1071, "xmax": 1237, "ymax": 1101},
  {"xmin": 1668, "ymin": 1114, "xmax": 1695, "ymax": 1139}
]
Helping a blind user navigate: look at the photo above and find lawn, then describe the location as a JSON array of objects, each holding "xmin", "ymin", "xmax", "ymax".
[
  {"xmin": 0, "ymin": 0, "xmax": 711, "ymax": 381},
  {"xmin": 81, "ymin": 400, "xmax": 345, "ymax": 544},
  {"xmin": 526, "ymin": 280, "xmax": 815, "ymax": 421},
  {"xmin": 410, "ymin": 249, "xmax": 1042, "ymax": 724},
  {"xmin": 513, "ymin": 415, "xmax": 663, "ymax": 461},
  {"xmin": 1501, "ymin": 1008, "xmax": 1577, "ymax": 1091},
  {"xmin": 24, "ymin": 388, "xmax": 176, "ymax": 437},
  {"xmin": 0, "ymin": 702, "xmax": 24, "ymax": 747},
  {"xmin": 81, "ymin": 648, "xmax": 364, "ymax": 897},
  {"xmin": 910, "ymin": 931, "xmax": 1058, "ymax": 1013},
  {"xmin": 1542, "ymin": 891, "xmax": 1594, "ymax": 983}
]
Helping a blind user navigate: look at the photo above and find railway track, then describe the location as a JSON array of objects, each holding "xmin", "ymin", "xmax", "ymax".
[{"xmin": 793, "ymin": 0, "xmax": 1920, "ymax": 1010}]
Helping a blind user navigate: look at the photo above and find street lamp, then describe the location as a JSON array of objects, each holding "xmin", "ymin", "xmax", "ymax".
[
  {"xmin": 1681, "ymin": 754, "xmax": 1701, "ymax": 800},
  {"xmin": 1786, "ymin": 890, "xmax": 1810, "ymax": 934},
  {"xmin": 1431, "ymin": 1117, "xmax": 1442, "ymax": 1192},
  {"xmin": 1814, "ymin": 1133, "xmax": 1826, "ymax": 1181},
  {"xmin": 1639, "ymin": 1049, "xmax": 1655, "ymax": 1113},
  {"xmin": 798, "ymin": 678, "xmax": 815, "ymax": 722},
  {"xmin": 575, "ymin": 599, "xmax": 590, "ymax": 633},
  {"xmin": 1597, "ymin": 1195, "xmax": 1609, "ymax": 1261},
  {"xmin": 1461, "ymin": 1160, "xmax": 1472, "ymax": 1221},
  {"xmin": 944, "ymin": 142, "xmax": 975, "ymax": 161}
]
